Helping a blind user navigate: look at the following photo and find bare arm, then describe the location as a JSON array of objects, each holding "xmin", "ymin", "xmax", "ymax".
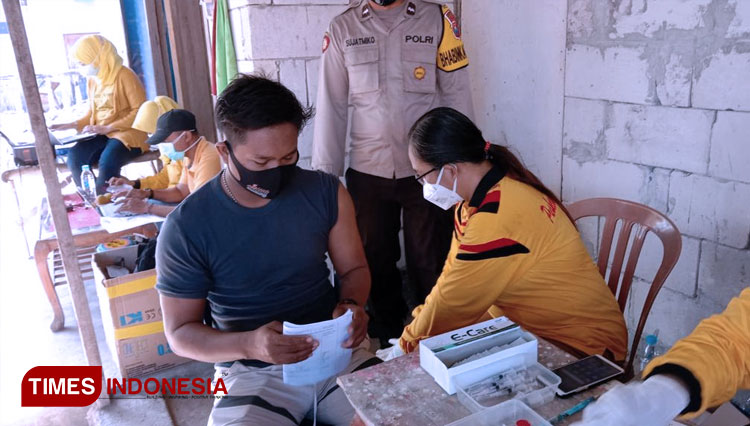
[
  {"xmin": 153, "ymin": 183, "xmax": 190, "ymax": 203},
  {"xmin": 328, "ymin": 183, "xmax": 370, "ymax": 347}
]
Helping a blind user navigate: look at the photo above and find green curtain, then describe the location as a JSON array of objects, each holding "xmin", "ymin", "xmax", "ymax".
[{"xmin": 215, "ymin": 0, "xmax": 238, "ymax": 95}]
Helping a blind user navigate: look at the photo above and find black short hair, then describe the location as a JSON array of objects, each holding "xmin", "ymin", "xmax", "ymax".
[{"xmin": 215, "ymin": 74, "xmax": 314, "ymax": 143}]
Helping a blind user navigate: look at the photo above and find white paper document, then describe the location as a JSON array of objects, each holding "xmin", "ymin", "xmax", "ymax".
[
  {"xmin": 94, "ymin": 202, "xmax": 164, "ymax": 233},
  {"xmin": 282, "ymin": 310, "xmax": 353, "ymax": 386}
]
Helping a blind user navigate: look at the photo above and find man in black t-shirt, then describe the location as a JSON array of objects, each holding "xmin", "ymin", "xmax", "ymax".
[{"xmin": 156, "ymin": 75, "xmax": 378, "ymax": 426}]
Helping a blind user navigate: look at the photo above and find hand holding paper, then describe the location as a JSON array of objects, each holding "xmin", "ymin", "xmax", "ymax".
[
  {"xmin": 283, "ymin": 310, "xmax": 354, "ymax": 386},
  {"xmin": 249, "ymin": 321, "xmax": 318, "ymax": 365},
  {"xmin": 333, "ymin": 303, "xmax": 367, "ymax": 348}
]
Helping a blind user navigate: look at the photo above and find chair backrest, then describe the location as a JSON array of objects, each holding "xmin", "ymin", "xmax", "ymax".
[{"xmin": 567, "ymin": 197, "xmax": 682, "ymax": 376}]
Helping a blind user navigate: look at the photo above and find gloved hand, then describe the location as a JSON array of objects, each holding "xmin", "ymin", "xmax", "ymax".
[
  {"xmin": 571, "ymin": 374, "xmax": 690, "ymax": 426},
  {"xmin": 375, "ymin": 339, "xmax": 405, "ymax": 361}
]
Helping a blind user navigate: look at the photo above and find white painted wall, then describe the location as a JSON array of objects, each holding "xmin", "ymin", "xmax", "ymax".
[
  {"xmin": 462, "ymin": 0, "xmax": 750, "ymax": 348},
  {"xmin": 462, "ymin": 0, "xmax": 567, "ymax": 194},
  {"xmin": 228, "ymin": 0, "xmax": 750, "ymax": 351}
]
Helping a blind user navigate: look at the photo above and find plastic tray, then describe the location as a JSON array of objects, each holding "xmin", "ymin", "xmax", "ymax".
[
  {"xmin": 447, "ymin": 399, "xmax": 552, "ymax": 426},
  {"xmin": 456, "ymin": 362, "xmax": 561, "ymax": 412}
]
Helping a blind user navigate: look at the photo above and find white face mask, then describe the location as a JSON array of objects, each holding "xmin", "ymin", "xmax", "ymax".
[
  {"xmin": 422, "ymin": 166, "xmax": 463, "ymax": 210},
  {"xmin": 85, "ymin": 64, "xmax": 98, "ymax": 76}
]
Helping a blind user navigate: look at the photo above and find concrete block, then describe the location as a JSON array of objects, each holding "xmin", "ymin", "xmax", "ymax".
[
  {"xmin": 606, "ymin": 103, "xmax": 713, "ymax": 174},
  {"xmin": 611, "ymin": 0, "xmax": 711, "ymax": 38},
  {"xmin": 279, "ymin": 59, "xmax": 309, "ymax": 106},
  {"xmin": 728, "ymin": 0, "xmax": 750, "ymax": 38},
  {"xmin": 698, "ymin": 241, "xmax": 750, "ymax": 308},
  {"xmin": 708, "ymin": 111, "xmax": 750, "ymax": 184},
  {"xmin": 562, "ymin": 97, "xmax": 610, "ymax": 165},
  {"xmin": 575, "ymin": 216, "xmax": 600, "ymax": 261},
  {"xmin": 567, "ymin": 0, "xmax": 596, "ymax": 40},
  {"xmin": 236, "ymin": 59, "xmax": 279, "ymax": 78},
  {"xmin": 634, "ymin": 234, "xmax": 700, "ymax": 298},
  {"xmin": 693, "ymin": 50, "xmax": 750, "ymax": 112},
  {"xmin": 626, "ymin": 279, "xmax": 724, "ymax": 348},
  {"xmin": 241, "ymin": 5, "xmax": 346, "ymax": 59},
  {"xmin": 656, "ymin": 52, "xmax": 692, "ymax": 107},
  {"xmin": 229, "ymin": 0, "xmax": 270, "ymax": 8},
  {"xmin": 306, "ymin": 58, "xmax": 321, "ymax": 108},
  {"xmin": 668, "ymin": 172, "xmax": 750, "ymax": 249},
  {"xmin": 230, "ymin": 6, "xmax": 253, "ymax": 61},
  {"xmin": 565, "ymin": 44, "xmax": 651, "ymax": 105},
  {"xmin": 561, "ymin": 158, "xmax": 670, "ymax": 212},
  {"xmin": 463, "ymin": 0, "xmax": 567, "ymax": 193},
  {"xmin": 299, "ymin": 120, "xmax": 314, "ymax": 158}
]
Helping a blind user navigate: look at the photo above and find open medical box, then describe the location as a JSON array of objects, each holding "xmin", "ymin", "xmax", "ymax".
[{"xmin": 419, "ymin": 317, "xmax": 539, "ymax": 394}]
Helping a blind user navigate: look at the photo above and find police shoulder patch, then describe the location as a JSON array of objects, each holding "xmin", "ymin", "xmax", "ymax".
[
  {"xmin": 322, "ymin": 32, "xmax": 331, "ymax": 53},
  {"xmin": 437, "ymin": 5, "xmax": 468, "ymax": 72}
]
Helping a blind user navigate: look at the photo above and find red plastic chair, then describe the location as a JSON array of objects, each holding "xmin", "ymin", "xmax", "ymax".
[{"xmin": 567, "ymin": 198, "xmax": 682, "ymax": 378}]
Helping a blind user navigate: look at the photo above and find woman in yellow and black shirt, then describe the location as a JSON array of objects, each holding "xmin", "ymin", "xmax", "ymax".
[{"xmin": 399, "ymin": 107, "xmax": 628, "ymax": 361}]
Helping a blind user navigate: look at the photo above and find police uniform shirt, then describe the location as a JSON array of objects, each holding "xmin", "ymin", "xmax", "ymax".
[{"xmin": 312, "ymin": 0, "xmax": 474, "ymax": 179}]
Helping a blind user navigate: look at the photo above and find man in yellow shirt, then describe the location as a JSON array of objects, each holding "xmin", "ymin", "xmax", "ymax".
[
  {"xmin": 109, "ymin": 96, "xmax": 183, "ymax": 191},
  {"xmin": 115, "ymin": 110, "xmax": 221, "ymax": 217}
]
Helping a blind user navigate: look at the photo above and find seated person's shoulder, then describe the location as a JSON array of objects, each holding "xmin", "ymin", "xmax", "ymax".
[
  {"xmin": 296, "ymin": 168, "xmax": 340, "ymax": 190},
  {"xmin": 170, "ymin": 175, "xmax": 220, "ymax": 218}
]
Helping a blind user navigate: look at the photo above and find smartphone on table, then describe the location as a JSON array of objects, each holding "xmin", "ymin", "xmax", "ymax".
[{"xmin": 553, "ymin": 354, "xmax": 624, "ymax": 397}]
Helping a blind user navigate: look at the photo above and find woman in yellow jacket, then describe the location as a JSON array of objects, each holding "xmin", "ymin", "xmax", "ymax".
[
  {"xmin": 109, "ymin": 96, "xmax": 183, "ymax": 190},
  {"xmin": 397, "ymin": 107, "xmax": 628, "ymax": 362},
  {"xmin": 50, "ymin": 35, "xmax": 147, "ymax": 193},
  {"xmin": 575, "ymin": 287, "xmax": 750, "ymax": 425}
]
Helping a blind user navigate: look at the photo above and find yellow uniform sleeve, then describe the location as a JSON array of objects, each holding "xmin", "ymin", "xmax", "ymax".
[
  {"xmin": 436, "ymin": 5, "xmax": 468, "ymax": 72},
  {"xmin": 399, "ymin": 215, "xmax": 532, "ymax": 353},
  {"xmin": 138, "ymin": 157, "xmax": 172, "ymax": 190},
  {"xmin": 182, "ymin": 143, "xmax": 221, "ymax": 193},
  {"xmin": 643, "ymin": 287, "xmax": 750, "ymax": 418},
  {"xmin": 109, "ymin": 70, "xmax": 146, "ymax": 132}
]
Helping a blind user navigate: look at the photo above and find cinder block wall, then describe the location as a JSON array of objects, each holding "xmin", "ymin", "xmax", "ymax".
[
  {"xmin": 228, "ymin": 0, "xmax": 453, "ymax": 170},
  {"xmin": 227, "ymin": 0, "xmax": 750, "ymax": 348},
  {"xmin": 228, "ymin": 0, "xmax": 351, "ymax": 169},
  {"xmin": 563, "ymin": 0, "xmax": 750, "ymax": 347}
]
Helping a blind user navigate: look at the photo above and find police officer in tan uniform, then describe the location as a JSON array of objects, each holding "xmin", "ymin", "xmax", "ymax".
[{"xmin": 312, "ymin": 0, "xmax": 473, "ymax": 346}]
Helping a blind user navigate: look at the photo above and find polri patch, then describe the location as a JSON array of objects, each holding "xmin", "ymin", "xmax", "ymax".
[
  {"xmin": 322, "ymin": 32, "xmax": 330, "ymax": 53},
  {"xmin": 444, "ymin": 7, "xmax": 461, "ymax": 39}
]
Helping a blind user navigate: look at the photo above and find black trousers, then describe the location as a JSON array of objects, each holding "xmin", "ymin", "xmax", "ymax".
[
  {"xmin": 345, "ymin": 168, "xmax": 453, "ymax": 340},
  {"xmin": 67, "ymin": 135, "xmax": 143, "ymax": 193}
]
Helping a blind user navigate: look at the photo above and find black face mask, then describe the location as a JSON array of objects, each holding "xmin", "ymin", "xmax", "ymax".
[
  {"xmin": 372, "ymin": 0, "xmax": 397, "ymax": 5},
  {"xmin": 225, "ymin": 143, "xmax": 298, "ymax": 199}
]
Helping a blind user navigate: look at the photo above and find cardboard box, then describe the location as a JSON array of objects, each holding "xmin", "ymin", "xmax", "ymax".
[
  {"xmin": 93, "ymin": 245, "xmax": 189, "ymax": 378},
  {"xmin": 419, "ymin": 317, "xmax": 538, "ymax": 394}
]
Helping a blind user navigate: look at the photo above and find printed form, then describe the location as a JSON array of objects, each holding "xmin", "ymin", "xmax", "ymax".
[{"xmin": 283, "ymin": 310, "xmax": 353, "ymax": 386}]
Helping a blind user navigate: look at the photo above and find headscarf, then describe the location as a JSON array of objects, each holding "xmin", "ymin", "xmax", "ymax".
[
  {"xmin": 132, "ymin": 96, "xmax": 180, "ymax": 134},
  {"xmin": 73, "ymin": 35, "xmax": 123, "ymax": 86}
]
